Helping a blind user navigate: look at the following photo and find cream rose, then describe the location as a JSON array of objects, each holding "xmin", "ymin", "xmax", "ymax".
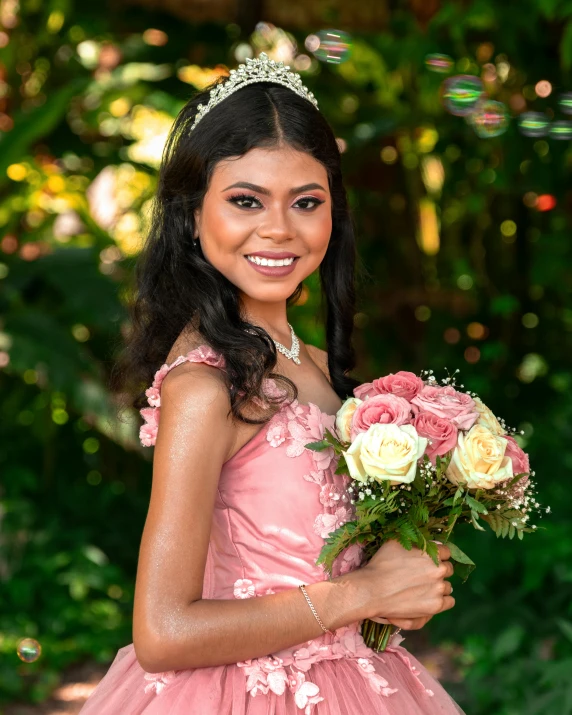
[
  {"xmin": 343, "ymin": 423, "xmax": 428, "ymax": 486},
  {"xmin": 335, "ymin": 397, "xmax": 362, "ymax": 443},
  {"xmin": 446, "ymin": 424, "xmax": 513, "ymax": 490},
  {"xmin": 473, "ymin": 397, "xmax": 506, "ymax": 436}
]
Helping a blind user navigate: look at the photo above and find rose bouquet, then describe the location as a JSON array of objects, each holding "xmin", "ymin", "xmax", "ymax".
[{"xmin": 305, "ymin": 369, "xmax": 548, "ymax": 652}]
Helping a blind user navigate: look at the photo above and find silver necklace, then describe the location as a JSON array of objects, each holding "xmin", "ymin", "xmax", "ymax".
[{"xmin": 273, "ymin": 322, "xmax": 301, "ymax": 365}]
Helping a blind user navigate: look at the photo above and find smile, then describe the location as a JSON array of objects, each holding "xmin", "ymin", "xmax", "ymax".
[{"xmin": 246, "ymin": 255, "xmax": 296, "ymax": 266}]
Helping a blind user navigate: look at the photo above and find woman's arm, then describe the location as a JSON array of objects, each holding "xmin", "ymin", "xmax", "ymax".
[{"xmin": 132, "ymin": 361, "xmax": 369, "ymax": 673}]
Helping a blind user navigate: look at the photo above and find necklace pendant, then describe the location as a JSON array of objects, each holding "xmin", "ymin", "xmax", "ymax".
[{"xmin": 293, "ymin": 356, "xmax": 301, "ymax": 365}]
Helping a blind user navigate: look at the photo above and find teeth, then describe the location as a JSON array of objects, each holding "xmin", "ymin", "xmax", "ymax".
[{"xmin": 247, "ymin": 255, "xmax": 295, "ymax": 267}]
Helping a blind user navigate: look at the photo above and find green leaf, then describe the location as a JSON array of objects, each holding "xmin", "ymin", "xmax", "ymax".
[
  {"xmin": 471, "ymin": 510, "xmax": 487, "ymax": 531},
  {"xmin": 425, "ymin": 539, "xmax": 440, "ymax": 566},
  {"xmin": 453, "ymin": 487, "xmax": 464, "ymax": 504},
  {"xmin": 447, "ymin": 542, "xmax": 476, "ymax": 582},
  {"xmin": 305, "ymin": 440, "xmax": 330, "ymax": 451},
  {"xmin": 465, "ymin": 494, "xmax": 488, "ymax": 515},
  {"xmin": 323, "ymin": 428, "xmax": 340, "ymax": 444}
]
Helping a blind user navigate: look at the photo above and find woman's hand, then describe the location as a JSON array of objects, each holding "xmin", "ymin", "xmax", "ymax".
[{"xmin": 355, "ymin": 538, "xmax": 455, "ymax": 625}]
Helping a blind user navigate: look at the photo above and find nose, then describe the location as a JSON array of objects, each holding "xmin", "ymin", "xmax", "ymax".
[{"xmin": 256, "ymin": 205, "xmax": 296, "ymax": 242}]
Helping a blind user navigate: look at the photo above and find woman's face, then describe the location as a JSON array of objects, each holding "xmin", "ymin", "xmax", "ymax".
[{"xmin": 194, "ymin": 145, "xmax": 332, "ymax": 305}]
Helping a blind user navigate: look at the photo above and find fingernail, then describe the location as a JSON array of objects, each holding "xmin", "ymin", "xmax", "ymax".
[{"xmin": 432, "ymin": 540, "xmax": 443, "ymax": 545}]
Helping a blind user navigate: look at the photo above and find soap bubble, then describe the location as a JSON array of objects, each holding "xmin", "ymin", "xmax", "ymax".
[
  {"xmin": 468, "ymin": 99, "xmax": 509, "ymax": 138},
  {"xmin": 441, "ymin": 75, "xmax": 484, "ymax": 116},
  {"xmin": 17, "ymin": 638, "xmax": 42, "ymax": 663},
  {"xmin": 518, "ymin": 112, "xmax": 550, "ymax": 137},
  {"xmin": 425, "ymin": 53, "xmax": 454, "ymax": 73},
  {"xmin": 549, "ymin": 120, "xmax": 572, "ymax": 140},
  {"xmin": 559, "ymin": 92, "xmax": 572, "ymax": 115},
  {"xmin": 312, "ymin": 29, "xmax": 352, "ymax": 64}
]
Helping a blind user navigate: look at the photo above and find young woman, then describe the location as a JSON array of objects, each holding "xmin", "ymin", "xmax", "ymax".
[{"xmin": 80, "ymin": 54, "xmax": 464, "ymax": 714}]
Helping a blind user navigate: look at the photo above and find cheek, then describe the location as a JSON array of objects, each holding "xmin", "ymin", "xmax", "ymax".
[{"xmin": 300, "ymin": 212, "xmax": 332, "ymax": 253}]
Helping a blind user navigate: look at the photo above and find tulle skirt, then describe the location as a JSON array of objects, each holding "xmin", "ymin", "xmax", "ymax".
[{"xmin": 79, "ymin": 636, "xmax": 465, "ymax": 714}]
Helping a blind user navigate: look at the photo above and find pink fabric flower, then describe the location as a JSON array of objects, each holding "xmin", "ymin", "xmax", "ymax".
[
  {"xmin": 338, "ymin": 542, "xmax": 365, "ymax": 575},
  {"xmin": 411, "ymin": 385, "xmax": 479, "ymax": 430},
  {"xmin": 139, "ymin": 407, "xmax": 160, "ymax": 447},
  {"xmin": 318, "ymin": 482, "xmax": 348, "ymax": 508},
  {"xmin": 313, "ymin": 505, "xmax": 353, "ymax": 539},
  {"xmin": 354, "ymin": 371, "xmax": 425, "ymax": 402},
  {"xmin": 233, "ymin": 578, "xmax": 256, "ymax": 599},
  {"xmin": 267, "ymin": 420, "xmax": 287, "ymax": 447},
  {"xmin": 503, "ymin": 435, "xmax": 530, "ymax": 476},
  {"xmin": 350, "ymin": 394, "xmax": 412, "ymax": 441},
  {"xmin": 143, "ymin": 670, "xmax": 178, "ymax": 695},
  {"xmin": 145, "ymin": 385, "xmax": 161, "ymax": 408},
  {"xmin": 413, "ymin": 412, "xmax": 458, "ymax": 463},
  {"xmin": 294, "ymin": 680, "xmax": 324, "ymax": 714}
]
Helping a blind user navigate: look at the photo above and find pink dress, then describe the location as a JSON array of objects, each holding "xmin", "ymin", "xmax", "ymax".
[{"xmin": 80, "ymin": 345, "xmax": 465, "ymax": 715}]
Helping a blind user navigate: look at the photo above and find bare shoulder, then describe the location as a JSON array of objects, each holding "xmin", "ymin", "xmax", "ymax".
[
  {"xmin": 305, "ymin": 343, "xmax": 330, "ymax": 380},
  {"xmin": 160, "ymin": 359, "xmax": 231, "ymax": 426}
]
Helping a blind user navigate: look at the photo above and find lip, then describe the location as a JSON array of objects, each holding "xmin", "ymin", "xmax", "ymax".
[
  {"xmin": 245, "ymin": 254, "xmax": 299, "ymax": 277},
  {"xmin": 245, "ymin": 250, "xmax": 299, "ymax": 259}
]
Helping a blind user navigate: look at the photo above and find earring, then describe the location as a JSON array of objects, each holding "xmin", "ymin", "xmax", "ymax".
[{"xmin": 193, "ymin": 236, "xmax": 199, "ymax": 248}]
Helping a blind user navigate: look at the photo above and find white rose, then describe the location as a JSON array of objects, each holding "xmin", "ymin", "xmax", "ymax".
[
  {"xmin": 343, "ymin": 423, "xmax": 428, "ymax": 486},
  {"xmin": 446, "ymin": 424, "xmax": 513, "ymax": 490},
  {"xmin": 473, "ymin": 397, "xmax": 506, "ymax": 436},
  {"xmin": 335, "ymin": 397, "xmax": 362, "ymax": 442}
]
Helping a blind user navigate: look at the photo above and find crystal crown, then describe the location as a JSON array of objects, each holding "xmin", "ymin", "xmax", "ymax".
[{"xmin": 190, "ymin": 52, "xmax": 319, "ymax": 131}]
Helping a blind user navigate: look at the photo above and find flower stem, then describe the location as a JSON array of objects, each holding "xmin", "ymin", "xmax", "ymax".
[{"xmin": 361, "ymin": 618, "xmax": 395, "ymax": 652}]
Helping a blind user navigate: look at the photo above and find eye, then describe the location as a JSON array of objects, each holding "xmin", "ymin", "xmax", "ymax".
[
  {"xmin": 227, "ymin": 193, "xmax": 263, "ymax": 209},
  {"xmin": 294, "ymin": 196, "xmax": 325, "ymax": 210}
]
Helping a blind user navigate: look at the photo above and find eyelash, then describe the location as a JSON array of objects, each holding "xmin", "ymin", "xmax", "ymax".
[{"xmin": 227, "ymin": 193, "xmax": 325, "ymax": 211}]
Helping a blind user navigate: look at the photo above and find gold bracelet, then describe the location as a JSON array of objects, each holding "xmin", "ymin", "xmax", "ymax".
[{"xmin": 298, "ymin": 584, "xmax": 335, "ymax": 635}]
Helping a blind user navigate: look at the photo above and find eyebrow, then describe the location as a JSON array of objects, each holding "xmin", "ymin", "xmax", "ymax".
[{"xmin": 222, "ymin": 181, "xmax": 326, "ymax": 195}]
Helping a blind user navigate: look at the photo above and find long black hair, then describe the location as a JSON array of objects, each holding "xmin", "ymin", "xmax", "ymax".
[{"xmin": 110, "ymin": 75, "xmax": 361, "ymax": 425}]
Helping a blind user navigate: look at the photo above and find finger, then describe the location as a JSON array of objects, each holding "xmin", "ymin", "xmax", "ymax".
[
  {"xmin": 438, "ymin": 595, "xmax": 456, "ymax": 613},
  {"xmin": 441, "ymin": 580, "xmax": 454, "ymax": 596},
  {"xmin": 437, "ymin": 544, "xmax": 451, "ymax": 561},
  {"xmin": 369, "ymin": 616, "xmax": 391, "ymax": 625}
]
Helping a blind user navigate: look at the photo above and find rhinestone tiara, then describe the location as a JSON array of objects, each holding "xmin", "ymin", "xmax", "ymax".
[{"xmin": 190, "ymin": 52, "xmax": 319, "ymax": 131}]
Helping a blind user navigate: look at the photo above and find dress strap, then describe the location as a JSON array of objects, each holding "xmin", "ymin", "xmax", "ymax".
[{"xmin": 139, "ymin": 345, "xmax": 226, "ymax": 447}]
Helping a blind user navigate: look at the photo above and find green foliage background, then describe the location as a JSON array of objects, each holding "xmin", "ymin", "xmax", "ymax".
[{"xmin": 1, "ymin": 1, "xmax": 571, "ymax": 712}]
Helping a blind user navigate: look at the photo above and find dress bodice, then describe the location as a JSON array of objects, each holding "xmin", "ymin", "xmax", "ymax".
[{"xmin": 139, "ymin": 345, "xmax": 365, "ymax": 599}]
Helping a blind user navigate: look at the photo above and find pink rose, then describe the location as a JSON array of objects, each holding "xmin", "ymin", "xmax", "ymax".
[
  {"xmin": 411, "ymin": 385, "xmax": 478, "ymax": 431},
  {"xmin": 350, "ymin": 394, "xmax": 412, "ymax": 441},
  {"xmin": 353, "ymin": 371, "xmax": 424, "ymax": 401},
  {"xmin": 139, "ymin": 406, "xmax": 160, "ymax": 447},
  {"xmin": 504, "ymin": 435, "xmax": 530, "ymax": 477},
  {"xmin": 413, "ymin": 412, "xmax": 458, "ymax": 463}
]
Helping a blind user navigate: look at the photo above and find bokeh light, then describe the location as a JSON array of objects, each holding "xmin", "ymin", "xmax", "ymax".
[
  {"xmin": 425, "ymin": 53, "xmax": 454, "ymax": 73},
  {"xmin": 518, "ymin": 112, "xmax": 550, "ymax": 137},
  {"xmin": 312, "ymin": 29, "xmax": 352, "ymax": 64},
  {"xmin": 535, "ymin": 80, "xmax": 552, "ymax": 98},
  {"xmin": 441, "ymin": 75, "xmax": 484, "ymax": 116},
  {"xmin": 464, "ymin": 346, "xmax": 481, "ymax": 363},
  {"xmin": 380, "ymin": 146, "xmax": 398, "ymax": 164},
  {"xmin": 467, "ymin": 322, "xmax": 489, "ymax": 340},
  {"xmin": 536, "ymin": 194, "xmax": 557, "ymax": 211},
  {"xmin": 17, "ymin": 638, "xmax": 42, "ymax": 663},
  {"xmin": 468, "ymin": 99, "xmax": 509, "ymax": 138},
  {"xmin": 444, "ymin": 327, "xmax": 461, "ymax": 344},
  {"xmin": 559, "ymin": 92, "xmax": 572, "ymax": 114},
  {"xmin": 548, "ymin": 120, "xmax": 572, "ymax": 139}
]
